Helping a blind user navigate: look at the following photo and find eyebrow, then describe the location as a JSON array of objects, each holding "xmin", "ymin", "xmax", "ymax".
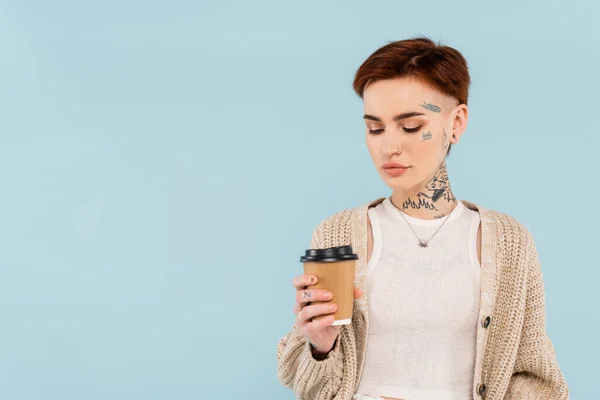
[{"xmin": 363, "ymin": 111, "xmax": 426, "ymax": 122}]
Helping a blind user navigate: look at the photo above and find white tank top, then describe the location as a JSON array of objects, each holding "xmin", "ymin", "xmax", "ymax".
[{"xmin": 355, "ymin": 197, "xmax": 481, "ymax": 400}]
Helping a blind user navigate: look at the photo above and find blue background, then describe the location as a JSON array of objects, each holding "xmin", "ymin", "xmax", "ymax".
[{"xmin": 0, "ymin": 1, "xmax": 596, "ymax": 398}]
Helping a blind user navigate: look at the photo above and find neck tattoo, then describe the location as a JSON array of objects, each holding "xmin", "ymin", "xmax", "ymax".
[{"xmin": 400, "ymin": 163, "xmax": 456, "ymax": 216}]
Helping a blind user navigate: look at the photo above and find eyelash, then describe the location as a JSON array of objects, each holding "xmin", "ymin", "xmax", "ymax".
[{"xmin": 368, "ymin": 126, "xmax": 422, "ymax": 135}]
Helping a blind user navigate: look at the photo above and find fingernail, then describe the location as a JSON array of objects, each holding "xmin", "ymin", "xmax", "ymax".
[{"xmin": 324, "ymin": 293, "xmax": 332, "ymax": 300}]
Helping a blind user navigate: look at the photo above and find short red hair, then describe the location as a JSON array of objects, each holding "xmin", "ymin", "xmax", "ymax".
[{"xmin": 353, "ymin": 36, "xmax": 471, "ymax": 105}]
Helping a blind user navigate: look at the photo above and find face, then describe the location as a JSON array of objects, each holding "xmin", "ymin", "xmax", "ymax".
[{"xmin": 363, "ymin": 77, "xmax": 468, "ymax": 193}]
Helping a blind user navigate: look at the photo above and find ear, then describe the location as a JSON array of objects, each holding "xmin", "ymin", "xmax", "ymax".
[{"xmin": 449, "ymin": 104, "xmax": 468, "ymax": 143}]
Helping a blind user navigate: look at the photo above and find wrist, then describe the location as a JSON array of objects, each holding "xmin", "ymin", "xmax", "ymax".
[{"xmin": 308, "ymin": 339, "xmax": 335, "ymax": 360}]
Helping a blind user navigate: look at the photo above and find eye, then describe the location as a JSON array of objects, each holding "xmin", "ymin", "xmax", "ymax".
[
  {"xmin": 368, "ymin": 128, "xmax": 384, "ymax": 135},
  {"xmin": 403, "ymin": 126, "xmax": 422, "ymax": 133}
]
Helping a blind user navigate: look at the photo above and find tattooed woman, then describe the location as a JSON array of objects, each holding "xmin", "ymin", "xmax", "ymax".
[{"xmin": 277, "ymin": 37, "xmax": 569, "ymax": 400}]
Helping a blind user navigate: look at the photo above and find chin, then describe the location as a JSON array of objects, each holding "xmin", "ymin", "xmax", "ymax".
[{"xmin": 380, "ymin": 173, "xmax": 419, "ymax": 192}]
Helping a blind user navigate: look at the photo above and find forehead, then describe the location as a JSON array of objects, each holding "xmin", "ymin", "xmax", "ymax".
[{"xmin": 363, "ymin": 77, "xmax": 441, "ymax": 114}]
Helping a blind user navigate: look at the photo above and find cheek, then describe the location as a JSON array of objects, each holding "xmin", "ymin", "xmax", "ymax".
[
  {"xmin": 408, "ymin": 135, "xmax": 444, "ymax": 166},
  {"xmin": 417, "ymin": 133, "xmax": 443, "ymax": 153},
  {"xmin": 410, "ymin": 135, "xmax": 434, "ymax": 154}
]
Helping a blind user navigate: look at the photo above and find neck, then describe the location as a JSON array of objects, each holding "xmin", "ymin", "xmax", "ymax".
[{"xmin": 390, "ymin": 162, "xmax": 457, "ymax": 220}]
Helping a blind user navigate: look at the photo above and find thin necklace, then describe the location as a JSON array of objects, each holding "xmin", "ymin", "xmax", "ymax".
[{"xmin": 391, "ymin": 198, "xmax": 459, "ymax": 248}]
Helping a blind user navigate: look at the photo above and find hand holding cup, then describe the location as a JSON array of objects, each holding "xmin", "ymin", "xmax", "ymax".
[{"xmin": 293, "ymin": 274, "xmax": 363, "ymax": 355}]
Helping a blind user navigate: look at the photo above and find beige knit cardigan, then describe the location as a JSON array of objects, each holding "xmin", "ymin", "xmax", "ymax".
[{"xmin": 277, "ymin": 197, "xmax": 569, "ymax": 399}]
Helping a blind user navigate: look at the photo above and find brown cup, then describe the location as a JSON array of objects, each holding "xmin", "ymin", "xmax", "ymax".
[{"xmin": 300, "ymin": 245, "xmax": 358, "ymax": 326}]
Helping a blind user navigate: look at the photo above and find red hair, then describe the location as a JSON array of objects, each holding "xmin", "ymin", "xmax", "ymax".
[{"xmin": 353, "ymin": 37, "xmax": 471, "ymax": 155}]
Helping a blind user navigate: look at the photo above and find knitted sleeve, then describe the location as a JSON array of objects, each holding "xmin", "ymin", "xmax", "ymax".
[
  {"xmin": 275, "ymin": 214, "xmax": 354, "ymax": 400},
  {"xmin": 504, "ymin": 236, "xmax": 570, "ymax": 399},
  {"xmin": 276, "ymin": 324, "xmax": 348, "ymax": 399}
]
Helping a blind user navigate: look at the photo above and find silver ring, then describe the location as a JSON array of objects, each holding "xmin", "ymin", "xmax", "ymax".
[{"xmin": 302, "ymin": 290, "xmax": 309, "ymax": 303}]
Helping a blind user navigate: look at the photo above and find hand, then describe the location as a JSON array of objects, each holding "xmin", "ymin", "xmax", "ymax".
[{"xmin": 292, "ymin": 273, "xmax": 363, "ymax": 355}]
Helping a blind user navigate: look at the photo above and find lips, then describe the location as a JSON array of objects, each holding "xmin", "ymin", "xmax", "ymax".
[
  {"xmin": 382, "ymin": 162, "xmax": 410, "ymax": 169},
  {"xmin": 382, "ymin": 162, "xmax": 410, "ymax": 177}
]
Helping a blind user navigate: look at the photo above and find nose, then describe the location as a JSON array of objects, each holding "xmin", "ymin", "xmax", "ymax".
[{"xmin": 381, "ymin": 130, "xmax": 403, "ymax": 156}]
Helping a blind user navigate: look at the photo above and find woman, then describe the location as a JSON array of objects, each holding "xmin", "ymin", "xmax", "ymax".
[{"xmin": 276, "ymin": 37, "xmax": 569, "ymax": 400}]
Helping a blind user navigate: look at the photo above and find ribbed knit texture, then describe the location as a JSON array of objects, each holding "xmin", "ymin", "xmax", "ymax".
[
  {"xmin": 276, "ymin": 197, "xmax": 569, "ymax": 400},
  {"xmin": 355, "ymin": 199, "xmax": 480, "ymax": 399}
]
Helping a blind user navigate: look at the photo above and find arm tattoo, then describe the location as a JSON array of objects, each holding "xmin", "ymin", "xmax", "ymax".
[{"xmin": 420, "ymin": 101, "xmax": 441, "ymax": 113}]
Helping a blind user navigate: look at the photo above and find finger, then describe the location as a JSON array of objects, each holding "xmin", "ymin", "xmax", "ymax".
[
  {"xmin": 306, "ymin": 314, "xmax": 336, "ymax": 332},
  {"xmin": 293, "ymin": 301, "xmax": 305, "ymax": 315},
  {"xmin": 295, "ymin": 309, "xmax": 307, "ymax": 328},
  {"xmin": 354, "ymin": 287, "xmax": 363, "ymax": 299},
  {"xmin": 293, "ymin": 274, "xmax": 318, "ymax": 290},
  {"xmin": 300, "ymin": 302, "xmax": 338, "ymax": 322},
  {"xmin": 295, "ymin": 288, "xmax": 333, "ymax": 305},
  {"xmin": 295, "ymin": 305, "xmax": 320, "ymax": 329}
]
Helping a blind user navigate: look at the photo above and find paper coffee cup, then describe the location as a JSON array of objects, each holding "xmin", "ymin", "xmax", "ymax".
[{"xmin": 300, "ymin": 245, "xmax": 358, "ymax": 326}]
